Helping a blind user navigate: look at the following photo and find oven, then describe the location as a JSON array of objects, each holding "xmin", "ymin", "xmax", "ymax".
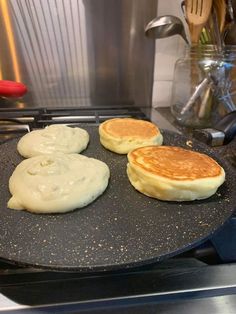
[{"xmin": 0, "ymin": 0, "xmax": 236, "ymax": 313}]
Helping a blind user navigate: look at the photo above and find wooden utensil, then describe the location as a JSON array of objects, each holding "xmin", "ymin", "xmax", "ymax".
[
  {"xmin": 213, "ymin": 0, "xmax": 226, "ymax": 33},
  {"xmin": 224, "ymin": 0, "xmax": 236, "ymax": 44},
  {"xmin": 185, "ymin": 0, "xmax": 213, "ymax": 44},
  {"xmin": 200, "ymin": 0, "xmax": 226, "ymax": 45}
]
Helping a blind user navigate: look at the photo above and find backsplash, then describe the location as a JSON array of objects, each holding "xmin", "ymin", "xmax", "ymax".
[{"xmin": 152, "ymin": 0, "xmax": 188, "ymax": 108}]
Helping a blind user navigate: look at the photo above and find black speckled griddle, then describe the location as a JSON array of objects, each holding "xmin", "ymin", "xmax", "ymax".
[{"xmin": 0, "ymin": 126, "xmax": 235, "ymax": 271}]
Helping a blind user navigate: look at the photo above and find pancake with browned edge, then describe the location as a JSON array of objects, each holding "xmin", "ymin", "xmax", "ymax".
[
  {"xmin": 99, "ymin": 118, "xmax": 163, "ymax": 154},
  {"xmin": 127, "ymin": 146, "xmax": 225, "ymax": 201}
]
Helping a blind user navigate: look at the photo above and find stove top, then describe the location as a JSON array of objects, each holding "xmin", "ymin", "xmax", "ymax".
[
  {"xmin": 0, "ymin": 106, "xmax": 147, "ymax": 142},
  {"xmin": 1, "ymin": 106, "xmax": 235, "ymax": 169}
]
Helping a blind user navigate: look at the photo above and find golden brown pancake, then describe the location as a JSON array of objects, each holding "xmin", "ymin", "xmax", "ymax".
[
  {"xmin": 99, "ymin": 118, "xmax": 163, "ymax": 154},
  {"xmin": 127, "ymin": 146, "xmax": 225, "ymax": 201},
  {"xmin": 129, "ymin": 146, "xmax": 222, "ymax": 180},
  {"xmin": 103, "ymin": 118, "xmax": 160, "ymax": 138}
]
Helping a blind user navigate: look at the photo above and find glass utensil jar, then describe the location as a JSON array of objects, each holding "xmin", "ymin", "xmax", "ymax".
[{"xmin": 171, "ymin": 45, "xmax": 236, "ymax": 128}]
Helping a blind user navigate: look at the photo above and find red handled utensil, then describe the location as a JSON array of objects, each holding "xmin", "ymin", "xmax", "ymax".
[{"xmin": 0, "ymin": 80, "xmax": 27, "ymax": 98}]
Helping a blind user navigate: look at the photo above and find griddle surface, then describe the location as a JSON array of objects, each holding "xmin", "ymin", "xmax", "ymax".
[{"xmin": 0, "ymin": 127, "xmax": 235, "ymax": 271}]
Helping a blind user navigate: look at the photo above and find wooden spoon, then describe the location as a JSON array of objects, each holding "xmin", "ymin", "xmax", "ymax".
[{"xmin": 185, "ymin": 0, "xmax": 213, "ymax": 44}]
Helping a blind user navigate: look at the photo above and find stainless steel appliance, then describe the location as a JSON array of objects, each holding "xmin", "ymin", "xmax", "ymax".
[
  {"xmin": 0, "ymin": 0, "xmax": 236, "ymax": 313},
  {"xmin": 0, "ymin": 0, "xmax": 156, "ymax": 111}
]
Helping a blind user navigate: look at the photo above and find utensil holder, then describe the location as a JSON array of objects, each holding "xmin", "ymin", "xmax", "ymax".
[{"xmin": 171, "ymin": 45, "xmax": 236, "ymax": 128}]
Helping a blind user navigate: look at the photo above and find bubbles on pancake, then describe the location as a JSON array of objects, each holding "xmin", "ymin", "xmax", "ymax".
[
  {"xmin": 17, "ymin": 124, "xmax": 89, "ymax": 158},
  {"xmin": 8, "ymin": 153, "xmax": 110, "ymax": 213}
]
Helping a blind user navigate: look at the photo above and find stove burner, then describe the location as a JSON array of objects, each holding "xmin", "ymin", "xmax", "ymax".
[{"xmin": 0, "ymin": 119, "xmax": 30, "ymax": 133}]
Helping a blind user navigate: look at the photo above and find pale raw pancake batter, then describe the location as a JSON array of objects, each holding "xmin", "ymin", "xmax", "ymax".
[
  {"xmin": 17, "ymin": 124, "xmax": 89, "ymax": 158},
  {"xmin": 8, "ymin": 153, "xmax": 110, "ymax": 213},
  {"xmin": 99, "ymin": 118, "xmax": 163, "ymax": 154},
  {"xmin": 127, "ymin": 146, "xmax": 225, "ymax": 201}
]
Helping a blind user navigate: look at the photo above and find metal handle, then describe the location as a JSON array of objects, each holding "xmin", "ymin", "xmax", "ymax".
[
  {"xmin": 215, "ymin": 110, "xmax": 236, "ymax": 143},
  {"xmin": 180, "ymin": 77, "xmax": 211, "ymax": 115}
]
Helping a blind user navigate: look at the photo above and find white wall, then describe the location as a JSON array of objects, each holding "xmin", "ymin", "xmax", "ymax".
[{"xmin": 152, "ymin": 0, "xmax": 189, "ymax": 108}]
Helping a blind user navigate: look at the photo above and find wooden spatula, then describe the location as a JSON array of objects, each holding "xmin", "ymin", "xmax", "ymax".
[
  {"xmin": 213, "ymin": 0, "xmax": 226, "ymax": 33},
  {"xmin": 185, "ymin": 0, "xmax": 213, "ymax": 44}
]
